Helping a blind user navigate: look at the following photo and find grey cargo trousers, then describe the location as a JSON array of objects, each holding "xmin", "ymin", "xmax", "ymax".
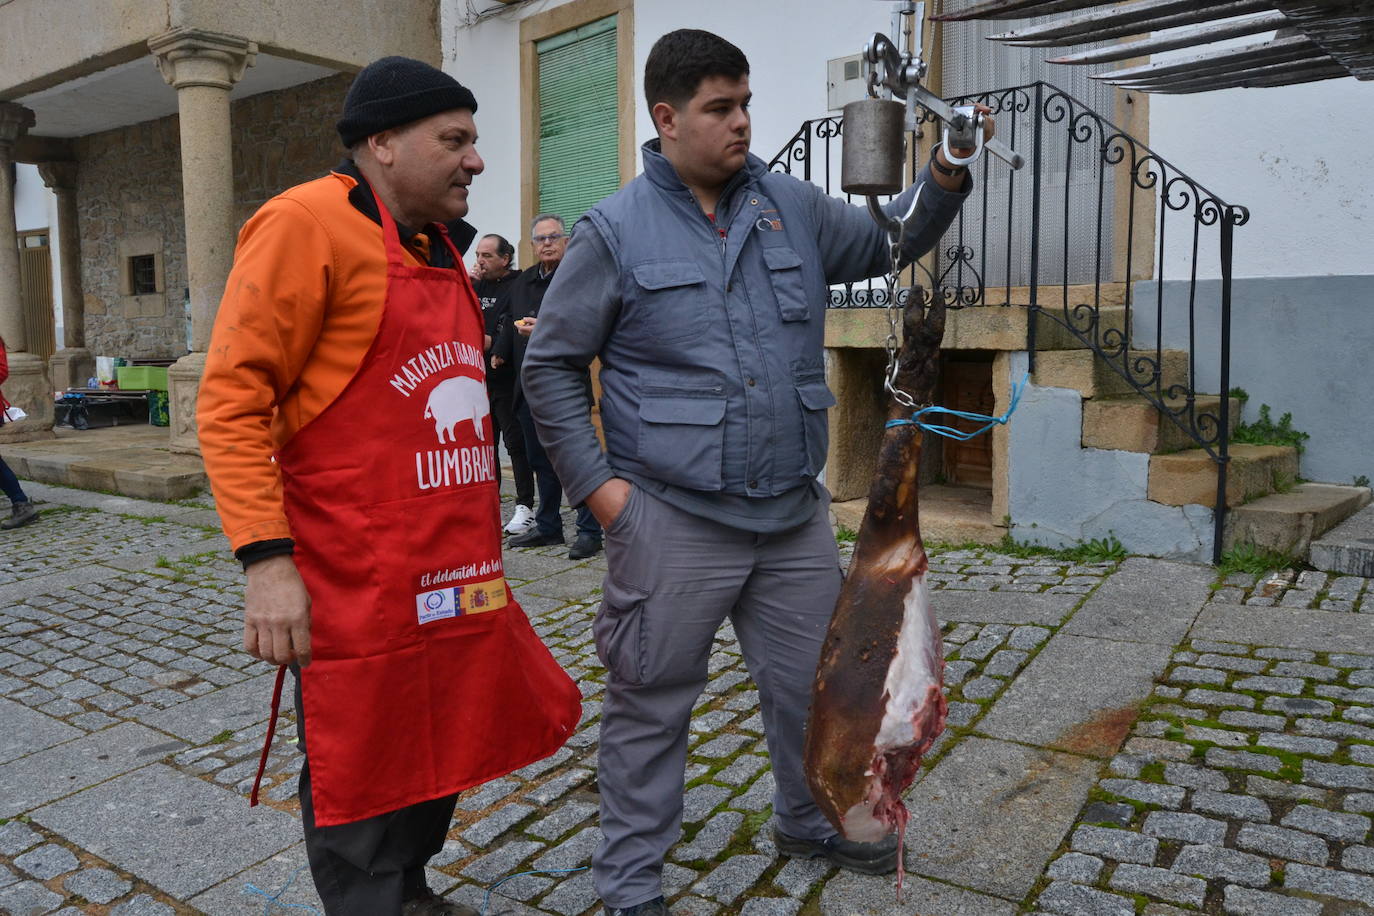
[{"xmin": 593, "ymin": 485, "xmax": 842, "ymax": 909}]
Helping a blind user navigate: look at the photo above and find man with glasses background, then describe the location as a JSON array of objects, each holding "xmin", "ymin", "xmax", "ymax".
[
  {"xmin": 499, "ymin": 214, "xmax": 604, "ymax": 559},
  {"xmin": 472, "ymin": 233, "xmax": 537, "ymax": 536}
]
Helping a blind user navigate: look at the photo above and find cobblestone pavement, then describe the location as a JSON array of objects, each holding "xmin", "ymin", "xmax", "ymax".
[{"xmin": 2, "ymin": 481, "xmax": 1373, "ymax": 915}]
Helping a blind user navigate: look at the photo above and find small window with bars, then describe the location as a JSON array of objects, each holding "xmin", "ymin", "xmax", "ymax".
[{"xmin": 129, "ymin": 255, "xmax": 158, "ymax": 296}]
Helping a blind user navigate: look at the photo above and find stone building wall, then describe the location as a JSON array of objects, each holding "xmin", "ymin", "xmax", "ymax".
[
  {"xmin": 73, "ymin": 72, "xmax": 351, "ymax": 360},
  {"xmin": 76, "ymin": 114, "xmax": 186, "ymax": 360}
]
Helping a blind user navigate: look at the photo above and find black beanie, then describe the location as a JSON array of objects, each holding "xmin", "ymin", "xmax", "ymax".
[{"xmin": 337, "ymin": 56, "xmax": 479, "ymax": 148}]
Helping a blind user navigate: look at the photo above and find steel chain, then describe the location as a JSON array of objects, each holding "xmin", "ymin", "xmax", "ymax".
[{"xmin": 883, "ymin": 230, "xmax": 923, "ymax": 410}]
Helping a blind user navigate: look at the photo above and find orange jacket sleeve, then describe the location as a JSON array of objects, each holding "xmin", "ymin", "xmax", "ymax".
[{"xmin": 197, "ymin": 197, "xmax": 333, "ymax": 551}]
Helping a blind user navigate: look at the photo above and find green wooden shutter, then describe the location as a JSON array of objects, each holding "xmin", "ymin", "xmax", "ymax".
[{"xmin": 536, "ymin": 16, "xmax": 619, "ymax": 226}]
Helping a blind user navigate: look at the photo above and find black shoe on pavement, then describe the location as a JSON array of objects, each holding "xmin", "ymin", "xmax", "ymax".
[
  {"xmin": 774, "ymin": 827, "xmax": 898, "ymax": 875},
  {"xmin": 401, "ymin": 891, "xmax": 479, "ymax": 916},
  {"xmin": 507, "ymin": 529, "xmax": 565, "ymax": 548},
  {"xmin": 1, "ymin": 501, "xmax": 38, "ymax": 530},
  {"xmin": 603, "ymin": 896, "xmax": 667, "ymax": 916},
  {"xmin": 568, "ymin": 534, "xmax": 603, "ymax": 561}
]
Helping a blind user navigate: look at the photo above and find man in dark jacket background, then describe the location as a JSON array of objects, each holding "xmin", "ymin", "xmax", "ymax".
[
  {"xmin": 472, "ymin": 233, "xmax": 535, "ymax": 535},
  {"xmin": 499, "ymin": 214, "xmax": 603, "ymax": 559}
]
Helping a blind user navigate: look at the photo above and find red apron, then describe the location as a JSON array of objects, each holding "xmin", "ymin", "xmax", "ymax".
[{"xmin": 263, "ymin": 197, "xmax": 581, "ymax": 827}]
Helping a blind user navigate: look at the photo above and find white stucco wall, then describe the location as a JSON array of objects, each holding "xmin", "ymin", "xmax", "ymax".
[
  {"xmin": 445, "ymin": 0, "xmax": 894, "ymax": 251},
  {"xmin": 13, "ymin": 163, "xmax": 50, "ymax": 232},
  {"xmin": 1148, "ymin": 76, "xmax": 1374, "ymax": 282}
]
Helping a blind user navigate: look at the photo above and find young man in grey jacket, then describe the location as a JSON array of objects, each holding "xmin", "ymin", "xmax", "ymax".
[{"xmin": 522, "ymin": 29, "xmax": 988, "ymax": 916}]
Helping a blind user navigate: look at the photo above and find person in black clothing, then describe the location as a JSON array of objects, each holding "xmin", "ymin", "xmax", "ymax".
[
  {"xmin": 499, "ymin": 214, "xmax": 603, "ymax": 560},
  {"xmin": 472, "ymin": 233, "xmax": 536, "ymax": 535}
]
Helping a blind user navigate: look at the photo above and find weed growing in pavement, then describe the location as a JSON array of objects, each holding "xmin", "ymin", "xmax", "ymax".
[
  {"xmin": 926, "ymin": 533, "xmax": 1127, "ymax": 564},
  {"xmin": 209, "ymin": 730, "xmax": 234, "ymax": 744},
  {"xmin": 1216, "ymin": 541, "xmax": 1300, "ymax": 578},
  {"xmin": 835, "ymin": 525, "xmax": 858, "ymax": 543},
  {"xmin": 1137, "ymin": 761, "xmax": 1166, "ymax": 784},
  {"xmin": 993, "ymin": 533, "xmax": 1126, "ymax": 564}
]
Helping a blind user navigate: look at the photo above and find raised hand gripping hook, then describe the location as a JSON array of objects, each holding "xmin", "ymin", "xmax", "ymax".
[{"xmin": 940, "ymin": 105, "xmax": 987, "ymax": 167}]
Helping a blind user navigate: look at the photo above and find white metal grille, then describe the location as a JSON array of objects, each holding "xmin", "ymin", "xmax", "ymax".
[{"xmin": 940, "ymin": 4, "xmax": 1123, "ymax": 288}]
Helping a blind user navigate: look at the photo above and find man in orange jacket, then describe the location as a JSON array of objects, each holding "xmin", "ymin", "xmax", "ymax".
[{"xmin": 198, "ymin": 57, "xmax": 580, "ymax": 915}]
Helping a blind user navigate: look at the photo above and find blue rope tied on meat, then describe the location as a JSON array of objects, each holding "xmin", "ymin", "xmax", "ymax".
[{"xmin": 885, "ymin": 372, "xmax": 1028, "ymax": 440}]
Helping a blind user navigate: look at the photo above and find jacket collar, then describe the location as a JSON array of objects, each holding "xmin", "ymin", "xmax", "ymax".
[{"xmin": 640, "ymin": 139, "xmax": 765, "ymax": 217}]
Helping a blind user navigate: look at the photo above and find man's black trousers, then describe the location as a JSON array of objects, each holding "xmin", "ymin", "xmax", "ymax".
[
  {"xmin": 489, "ymin": 375, "xmax": 534, "ymax": 508},
  {"xmin": 293, "ymin": 670, "xmax": 458, "ymax": 914}
]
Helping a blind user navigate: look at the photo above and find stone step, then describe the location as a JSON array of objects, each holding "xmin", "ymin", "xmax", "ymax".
[
  {"xmin": 1224, "ymin": 483, "xmax": 1373, "ymax": 557},
  {"xmin": 1309, "ymin": 503, "xmax": 1374, "ymax": 576},
  {"xmin": 990, "ymin": 283, "xmax": 1129, "ymax": 309},
  {"xmin": 824, "ymin": 303, "xmax": 1128, "ymax": 353},
  {"xmin": 1033, "ymin": 348, "xmax": 1191, "ymax": 400},
  {"xmin": 942, "ymin": 305, "xmax": 1129, "ymax": 352},
  {"xmin": 1082, "ymin": 394, "xmax": 1242, "ymax": 455},
  {"xmin": 831, "ymin": 483, "xmax": 1002, "ymax": 547},
  {"xmin": 1148, "ymin": 444, "xmax": 1300, "ymax": 509},
  {"xmin": 4, "ymin": 427, "xmax": 208, "ymax": 502}
]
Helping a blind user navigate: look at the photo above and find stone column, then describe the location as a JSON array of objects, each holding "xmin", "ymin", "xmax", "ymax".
[
  {"xmin": 148, "ymin": 28, "xmax": 256, "ymax": 454},
  {"xmin": 0, "ymin": 102, "xmax": 55, "ymax": 443},
  {"xmin": 37, "ymin": 161, "xmax": 95, "ymax": 390}
]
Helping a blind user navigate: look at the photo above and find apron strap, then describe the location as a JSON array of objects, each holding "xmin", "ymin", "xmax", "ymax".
[
  {"xmin": 432, "ymin": 222, "xmax": 485, "ymax": 328},
  {"xmin": 375, "ymin": 192, "xmax": 412, "ymax": 268},
  {"xmin": 250, "ymin": 664, "xmax": 289, "ymax": 808}
]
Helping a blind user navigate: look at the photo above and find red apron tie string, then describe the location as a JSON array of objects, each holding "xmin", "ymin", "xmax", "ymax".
[{"xmin": 250, "ymin": 664, "xmax": 289, "ymax": 808}]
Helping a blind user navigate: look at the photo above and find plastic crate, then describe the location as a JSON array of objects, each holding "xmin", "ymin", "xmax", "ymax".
[{"xmin": 115, "ymin": 366, "xmax": 169, "ymax": 390}]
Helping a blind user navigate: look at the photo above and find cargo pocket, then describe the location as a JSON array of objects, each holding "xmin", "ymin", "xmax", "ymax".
[
  {"xmin": 637, "ymin": 391, "xmax": 727, "ymax": 490},
  {"xmin": 763, "ymin": 246, "xmax": 809, "ymax": 322},
  {"xmin": 632, "ymin": 260, "xmax": 709, "ymax": 344},
  {"xmin": 594, "ymin": 576, "xmax": 650, "ymax": 686},
  {"xmin": 795, "ymin": 374, "xmax": 837, "ymax": 476}
]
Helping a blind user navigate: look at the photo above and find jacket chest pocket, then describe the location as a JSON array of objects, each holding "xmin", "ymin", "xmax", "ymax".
[
  {"xmin": 631, "ymin": 260, "xmax": 709, "ymax": 344},
  {"xmin": 763, "ymin": 247, "xmax": 809, "ymax": 322}
]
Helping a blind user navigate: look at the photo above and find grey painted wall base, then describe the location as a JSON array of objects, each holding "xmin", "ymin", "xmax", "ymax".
[
  {"xmin": 1133, "ymin": 273, "xmax": 1374, "ymax": 486},
  {"xmin": 1005, "ymin": 352, "xmax": 1215, "ymax": 562}
]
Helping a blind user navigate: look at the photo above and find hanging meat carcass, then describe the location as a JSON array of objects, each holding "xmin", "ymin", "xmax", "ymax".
[{"xmin": 804, "ymin": 293, "xmax": 949, "ymax": 886}]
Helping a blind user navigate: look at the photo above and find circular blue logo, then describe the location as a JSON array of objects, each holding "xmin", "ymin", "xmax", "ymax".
[{"xmin": 425, "ymin": 592, "xmax": 446, "ymax": 610}]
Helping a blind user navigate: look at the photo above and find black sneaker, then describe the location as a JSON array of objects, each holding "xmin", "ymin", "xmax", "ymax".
[
  {"xmin": 774, "ymin": 827, "xmax": 898, "ymax": 875},
  {"xmin": 401, "ymin": 891, "xmax": 478, "ymax": 916},
  {"xmin": 603, "ymin": 896, "xmax": 667, "ymax": 916},
  {"xmin": 507, "ymin": 529, "xmax": 564, "ymax": 548},
  {"xmin": 568, "ymin": 534, "xmax": 603, "ymax": 560}
]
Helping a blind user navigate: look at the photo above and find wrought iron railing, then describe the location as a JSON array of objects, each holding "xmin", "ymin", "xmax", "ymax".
[{"xmin": 768, "ymin": 81, "xmax": 1249, "ymax": 563}]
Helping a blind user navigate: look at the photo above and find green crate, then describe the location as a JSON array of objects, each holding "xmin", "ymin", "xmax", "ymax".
[{"xmin": 115, "ymin": 366, "xmax": 169, "ymax": 390}]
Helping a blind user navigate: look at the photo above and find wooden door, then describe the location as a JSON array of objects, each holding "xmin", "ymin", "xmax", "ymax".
[
  {"xmin": 942, "ymin": 358, "xmax": 994, "ymax": 488},
  {"xmin": 17, "ymin": 230, "xmax": 56, "ymax": 360}
]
